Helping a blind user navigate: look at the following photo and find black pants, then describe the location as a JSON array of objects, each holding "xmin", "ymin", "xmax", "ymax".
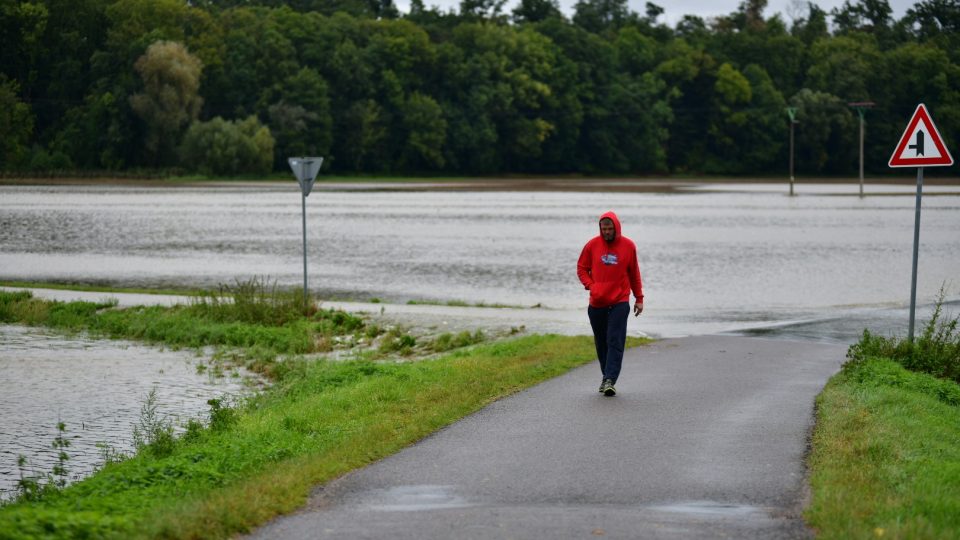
[{"xmin": 588, "ymin": 301, "xmax": 630, "ymax": 383}]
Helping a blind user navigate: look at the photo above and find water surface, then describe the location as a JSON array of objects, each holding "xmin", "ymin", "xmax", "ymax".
[
  {"xmin": 2, "ymin": 183, "xmax": 958, "ymax": 337},
  {"xmin": 0, "ymin": 325, "xmax": 255, "ymax": 499}
]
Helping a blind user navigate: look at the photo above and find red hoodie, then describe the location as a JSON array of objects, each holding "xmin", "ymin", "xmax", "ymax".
[{"xmin": 577, "ymin": 211, "xmax": 644, "ymax": 308}]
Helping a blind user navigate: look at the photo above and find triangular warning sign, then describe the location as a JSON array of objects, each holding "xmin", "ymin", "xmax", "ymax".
[{"xmin": 889, "ymin": 103, "xmax": 954, "ymax": 167}]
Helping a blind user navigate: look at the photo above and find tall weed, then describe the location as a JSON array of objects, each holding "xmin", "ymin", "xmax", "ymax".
[
  {"xmin": 190, "ymin": 276, "xmax": 313, "ymax": 325},
  {"xmin": 132, "ymin": 389, "xmax": 176, "ymax": 458},
  {"xmin": 847, "ymin": 288, "xmax": 960, "ymax": 384}
]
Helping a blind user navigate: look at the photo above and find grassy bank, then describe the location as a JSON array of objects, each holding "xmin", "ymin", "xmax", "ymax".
[
  {"xmin": 0, "ymin": 281, "xmax": 199, "ymax": 297},
  {"xmin": 0, "ymin": 289, "xmax": 645, "ymax": 538},
  {"xmin": 807, "ymin": 305, "xmax": 960, "ymax": 539}
]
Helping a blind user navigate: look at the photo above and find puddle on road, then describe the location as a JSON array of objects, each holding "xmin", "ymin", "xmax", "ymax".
[
  {"xmin": 360, "ymin": 485, "xmax": 472, "ymax": 512},
  {"xmin": 647, "ymin": 501, "xmax": 767, "ymax": 517}
]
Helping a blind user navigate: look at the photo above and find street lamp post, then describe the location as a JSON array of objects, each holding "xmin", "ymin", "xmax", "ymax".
[
  {"xmin": 848, "ymin": 101, "xmax": 875, "ymax": 197},
  {"xmin": 786, "ymin": 107, "xmax": 798, "ymax": 196}
]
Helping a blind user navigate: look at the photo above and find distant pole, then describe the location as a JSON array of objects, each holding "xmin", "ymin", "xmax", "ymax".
[
  {"xmin": 908, "ymin": 167, "xmax": 924, "ymax": 342},
  {"xmin": 848, "ymin": 102, "xmax": 875, "ymax": 198},
  {"xmin": 786, "ymin": 107, "xmax": 798, "ymax": 196},
  {"xmin": 859, "ymin": 117, "xmax": 864, "ymax": 197},
  {"xmin": 790, "ymin": 121, "xmax": 795, "ymax": 196}
]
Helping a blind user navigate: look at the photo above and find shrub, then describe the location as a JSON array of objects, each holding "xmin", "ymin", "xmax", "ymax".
[
  {"xmin": 847, "ymin": 290, "xmax": 960, "ymax": 384},
  {"xmin": 379, "ymin": 328, "xmax": 416, "ymax": 355},
  {"xmin": 189, "ymin": 277, "xmax": 311, "ymax": 325},
  {"xmin": 179, "ymin": 116, "xmax": 274, "ymax": 175},
  {"xmin": 429, "ymin": 330, "xmax": 485, "ymax": 352}
]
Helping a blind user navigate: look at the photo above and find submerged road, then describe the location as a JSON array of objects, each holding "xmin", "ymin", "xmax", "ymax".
[{"xmin": 248, "ymin": 335, "xmax": 846, "ymax": 539}]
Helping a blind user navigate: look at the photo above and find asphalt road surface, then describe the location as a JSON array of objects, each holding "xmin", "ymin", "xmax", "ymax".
[{"xmin": 247, "ymin": 335, "xmax": 846, "ymax": 539}]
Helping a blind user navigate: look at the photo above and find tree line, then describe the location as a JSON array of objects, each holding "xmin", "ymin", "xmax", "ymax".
[{"xmin": 1, "ymin": 0, "xmax": 957, "ymax": 176}]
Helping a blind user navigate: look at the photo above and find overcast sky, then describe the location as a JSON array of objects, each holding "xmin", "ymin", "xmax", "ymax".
[{"xmin": 394, "ymin": 0, "xmax": 917, "ymax": 26}]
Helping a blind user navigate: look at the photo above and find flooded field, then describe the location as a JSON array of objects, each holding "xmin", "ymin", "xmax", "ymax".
[
  {"xmin": 1, "ymin": 181, "xmax": 959, "ymax": 495},
  {"xmin": 0, "ymin": 325, "xmax": 256, "ymax": 499},
  {"xmin": 1, "ymin": 182, "xmax": 959, "ymax": 335}
]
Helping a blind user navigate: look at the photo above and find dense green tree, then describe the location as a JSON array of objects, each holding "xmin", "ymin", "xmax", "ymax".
[
  {"xmin": 714, "ymin": 0, "xmax": 770, "ymax": 32},
  {"xmin": 906, "ymin": 0, "xmax": 960, "ymax": 37},
  {"xmin": 180, "ymin": 116, "xmax": 274, "ymax": 175},
  {"xmin": 0, "ymin": 0, "xmax": 111, "ymax": 143},
  {"xmin": 573, "ymin": 0, "xmax": 632, "ymax": 33},
  {"xmin": 399, "ymin": 92, "xmax": 448, "ymax": 169},
  {"xmin": 0, "ymin": 75, "xmax": 34, "ymax": 168},
  {"xmin": 615, "ymin": 26, "xmax": 657, "ymax": 75},
  {"xmin": 129, "ymin": 40, "xmax": 204, "ymax": 165},
  {"xmin": 460, "ymin": 0, "xmax": 507, "ymax": 20},
  {"xmin": 790, "ymin": 88, "xmax": 857, "ymax": 173},
  {"xmin": 831, "ymin": 0, "xmax": 893, "ymax": 33},
  {"xmin": 262, "ymin": 67, "xmax": 334, "ymax": 169},
  {"xmin": 203, "ymin": 7, "xmax": 297, "ymax": 119},
  {"xmin": 105, "ymin": 0, "xmax": 222, "ymax": 68},
  {"xmin": 0, "ymin": 0, "xmax": 48, "ymax": 99},
  {"xmin": 3, "ymin": 0, "xmax": 958, "ymax": 177},
  {"xmin": 657, "ymin": 39, "xmax": 717, "ymax": 171},
  {"xmin": 791, "ymin": 2, "xmax": 830, "ymax": 45},
  {"xmin": 875, "ymin": 42, "xmax": 960, "ymax": 168},
  {"xmin": 336, "ymin": 98, "xmax": 389, "ymax": 171},
  {"xmin": 805, "ymin": 33, "xmax": 882, "ymax": 102},
  {"xmin": 51, "ymin": 90, "xmax": 134, "ymax": 170},
  {"xmin": 512, "ymin": 0, "xmax": 562, "ymax": 24},
  {"xmin": 705, "ymin": 64, "xmax": 786, "ymax": 172},
  {"xmin": 905, "ymin": 0, "xmax": 960, "ymax": 63}
]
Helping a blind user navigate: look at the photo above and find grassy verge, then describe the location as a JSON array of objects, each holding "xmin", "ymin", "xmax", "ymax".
[
  {"xmin": 0, "ymin": 288, "xmax": 650, "ymax": 538},
  {"xmin": 0, "ymin": 286, "xmax": 361, "ymax": 377},
  {"xmin": 0, "ymin": 281, "xmax": 199, "ymax": 297},
  {"xmin": 807, "ymin": 301, "xmax": 960, "ymax": 539}
]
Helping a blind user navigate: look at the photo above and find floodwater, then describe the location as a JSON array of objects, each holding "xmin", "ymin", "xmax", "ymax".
[
  {"xmin": 1, "ymin": 181, "xmax": 959, "ymax": 497},
  {"xmin": 1, "ymin": 182, "xmax": 959, "ymax": 337},
  {"xmin": 0, "ymin": 325, "xmax": 255, "ymax": 499}
]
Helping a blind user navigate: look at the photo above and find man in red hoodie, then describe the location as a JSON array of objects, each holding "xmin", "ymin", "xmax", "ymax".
[{"xmin": 577, "ymin": 211, "xmax": 644, "ymax": 396}]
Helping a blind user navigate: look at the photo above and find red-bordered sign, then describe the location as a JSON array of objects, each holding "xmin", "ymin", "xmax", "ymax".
[{"xmin": 889, "ymin": 103, "xmax": 954, "ymax": 167}]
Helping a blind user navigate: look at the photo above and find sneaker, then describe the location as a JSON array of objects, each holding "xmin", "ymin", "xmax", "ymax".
[
  {"xmin": 603, "ymin": 380, "xmax": 616, "ymax": 396},
  {"xmin": 599, "ymin": 379, "xmax": 606, "ymax": 393}
]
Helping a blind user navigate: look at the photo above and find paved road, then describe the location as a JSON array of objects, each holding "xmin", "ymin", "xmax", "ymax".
[{"xmin": 248, "ymin": 335, "xmax": 846, "ymax": 539}]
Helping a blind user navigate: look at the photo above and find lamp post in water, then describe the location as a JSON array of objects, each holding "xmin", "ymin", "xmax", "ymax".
[
  {"xmin": 848, "ymin": 101, "xmax": 875, "ymax": 197},
  {"xmin": 288, "ymin": 157, "xmax": 323, "ymax": 308},
  {"xmin": 785, "ymin": 107, "xmax": 798, "ymax": 196}
]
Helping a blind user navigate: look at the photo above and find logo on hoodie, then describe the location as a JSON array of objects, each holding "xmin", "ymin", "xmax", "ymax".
[{"xmin": 601, "ymin": 253, "xmax": 619, "ymax": 266}]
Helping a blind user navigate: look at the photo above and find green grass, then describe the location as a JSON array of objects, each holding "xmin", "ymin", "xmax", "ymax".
[
  {"xmin": 0, "ymin": 287, "xmax": 652, "ymax": 538},
  {"xmin": 807, "ymin": 320, "xmax": 960, "ymax": 539},
  {"xmin": 846, "ymin": 292, "xmax": 960, "ymax": 384},
  {"xmin": 0, "ymin": 281, "xmax": 199, "ymax": 297},
  {"xmin": 0, "ymin": 333, "xmax": 628, "ymax": 539},
  {"xmin": 0, "ymin": 284, "xmax": 365, "ymax": 372}
]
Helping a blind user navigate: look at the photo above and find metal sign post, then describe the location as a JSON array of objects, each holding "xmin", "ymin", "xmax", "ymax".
[
  {"xmin": 288, "ymin": 157, "xmax": 324, "ymax": 307},
  {"xmin": 888, "ymin": 104, "xmax": 953, "ymax": 341},
  {"xmin": 908, "ymin": 167, "xmax": 923, "ymax": 341}
]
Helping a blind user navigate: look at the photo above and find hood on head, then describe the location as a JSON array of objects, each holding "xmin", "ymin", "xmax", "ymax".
[{"xmin": 599, "ymin": 211, "xmax": 621, "ymax": 240}]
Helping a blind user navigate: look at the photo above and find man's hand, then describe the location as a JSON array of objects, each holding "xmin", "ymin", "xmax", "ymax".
[{"xmin": 634, "ymin": 302, "xmax": 643, "ymax": 317}]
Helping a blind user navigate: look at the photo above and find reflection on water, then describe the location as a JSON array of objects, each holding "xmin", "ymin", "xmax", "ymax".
[
  {"xmin": 0, "ymin": 325, "xmax": 255, "ymax": 499},
  {"xmin": 726, "ymin": 300, "xmax": 960, "ymax": 344},
  {"xmin": 1, "ymin": 184, "xmax": 958, "ymax": 336}
]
